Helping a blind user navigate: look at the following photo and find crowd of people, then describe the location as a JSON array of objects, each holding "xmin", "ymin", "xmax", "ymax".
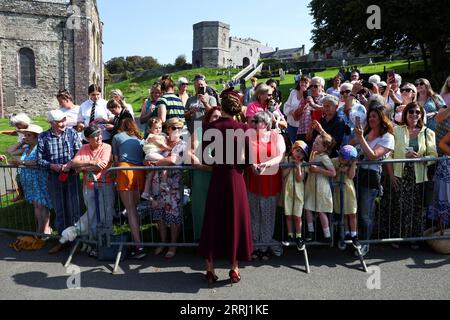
[{"xmin": 1, "ymin": 70, "xmax": 449, "ymax": 285}]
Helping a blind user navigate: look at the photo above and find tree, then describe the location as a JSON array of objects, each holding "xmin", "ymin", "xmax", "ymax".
[
  {"xmin": 309, "ymin": 0, "xmax": 450, "ymax": 83},
  {"xmin": 141, "ymin": 56, "xmax": 159, "ymax": 70},
  {"xmin": 175, "ymin": 55, "xmax": 187, "ymax": 67},
  {"xmin": 105, "ymin": 57, "xmax": 127, "ymax": 74}
]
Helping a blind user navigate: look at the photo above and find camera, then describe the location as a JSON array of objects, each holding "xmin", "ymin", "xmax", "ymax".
[{"xmin": 198, "ymin": 86, "xmax": 206, "ymax": 95}]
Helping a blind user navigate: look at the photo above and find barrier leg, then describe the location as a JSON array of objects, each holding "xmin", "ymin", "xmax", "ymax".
[
  {"xmin": 354, "ymin": 246, "xmax": 369, "ymax": 273},
  {"xmin": 112, "ymin": 244, "xmax": 124, "ymax": 275},
  {"xmin": 303, "ymin": 247, "xmax": 311, "ymax": 274},
  {"xmin": 64, "ymin": 240, "xmax": 80, "ymax": 268}
]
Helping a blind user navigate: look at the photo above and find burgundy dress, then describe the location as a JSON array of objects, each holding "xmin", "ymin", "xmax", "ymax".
[{"xmin": 198, "ymin": 117, "xmax": 253, "ymax": 264}]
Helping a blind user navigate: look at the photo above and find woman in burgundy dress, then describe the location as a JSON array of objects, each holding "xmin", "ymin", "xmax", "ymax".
[{"xmin": 198, "ymin": 90, "xmax": 253, "ymax": 285}]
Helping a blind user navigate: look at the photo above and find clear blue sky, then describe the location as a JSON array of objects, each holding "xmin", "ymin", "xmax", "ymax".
[{"xmin": 97, "ymin": 0, "xmax": 314, "ymax": 64}]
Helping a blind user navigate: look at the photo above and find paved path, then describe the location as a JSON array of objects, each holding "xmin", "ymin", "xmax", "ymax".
[{"xmin": 0, "ymin": 233, "xmax": 449, "ymax": 300}]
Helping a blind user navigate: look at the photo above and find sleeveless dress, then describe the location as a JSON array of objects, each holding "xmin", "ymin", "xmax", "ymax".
[{"xmin": 20, "ymin": 146, "xmax": 52, "ymax": 208}]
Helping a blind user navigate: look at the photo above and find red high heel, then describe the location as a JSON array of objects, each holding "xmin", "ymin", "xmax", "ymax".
[
  {"xmin": 206, "ymin": 271, "xmax": 218, "ymax": 285},
  {"xmin": 229, "ymin": 270, "xmax": 241, "ymax": 285}
]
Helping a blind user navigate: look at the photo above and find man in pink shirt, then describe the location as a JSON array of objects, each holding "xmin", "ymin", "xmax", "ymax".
[{"xmin": 69, "ymin": 125, "xmax": 115, "ymax": 245}]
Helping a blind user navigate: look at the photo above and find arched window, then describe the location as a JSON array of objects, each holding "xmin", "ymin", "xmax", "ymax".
[
  {"xmin": 18, "ymin": 48, "xmax": 36, "ymax": 88},
  {"xmin": 250, "ymin": 49, "xmax": 253, "ymax": 57}
]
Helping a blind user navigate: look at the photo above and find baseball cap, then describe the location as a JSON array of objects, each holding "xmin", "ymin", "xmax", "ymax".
[
  {"xmin": 339, "ymin": 145, "xmax": 358, "ymax": 161},
  {"xmin": 368, "ymin": 75, "xmax": 381, "ymax": 85},
  {"xmin": 47, "ymin": 110, "xmax": 66, "ymax": 122},
  {"xmin": 83, "ymin": 125, "xmax": 101, "ymax": 139},
  {"xmin": 293, "ymin": 140, "xmax": 309, "ymax": 158}
]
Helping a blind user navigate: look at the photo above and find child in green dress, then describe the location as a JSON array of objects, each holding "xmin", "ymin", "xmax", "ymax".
[
  {"xmin": 281, "ymin": 140, "xmax": 308, "ymax": 251},
  {"xmin": 304, "ymin": 132, "xmax": 336, "ymax": 243},
  {"xmin": 332, "ymin": 145, "xmax": 361, "ymax": 249}
]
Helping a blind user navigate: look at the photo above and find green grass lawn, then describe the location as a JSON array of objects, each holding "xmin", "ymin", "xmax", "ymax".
[
  {"xmin": 314, "ymin": 60, "xmax": 425, "ymax": 79},
  {"xmin": 107, "ymin": 60, "xmax": 425, "ymax": 112}
]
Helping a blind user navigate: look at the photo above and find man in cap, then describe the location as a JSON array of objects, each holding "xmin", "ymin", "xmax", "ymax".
[{"xmin": 37, "ymin": 110, "xmax": 82, "ymax": 253}]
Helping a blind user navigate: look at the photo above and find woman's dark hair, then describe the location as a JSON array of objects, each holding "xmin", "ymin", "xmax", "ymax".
[
  {"xmin": 160, "ymin": 79, "xmax": 175, "ymax": 93},
  {"xmin": 401, "ymin": 102, "xmax": 425, "ymax": 129},
  {"xmin": 88, "ymin": 84, "xmax": 102, "ymax": 95},
  {"xmin": 364, "ymin": 107, "xmax": 394, "ymax": 137},
  {"xmin": 204, "ymin": 107, "xmax": 222, "ymax": 124},
  {"xmin": 295, "ymin": 75, "xmax": 311, "ymax": 91},
  {"xmin": 266, "ymin": 79, "xmax": 277, "ymax": 87},
  {"xmin": 106, "ymin": 99, "xmax": 124, "ymax": 111},
  {"xmin": 119, "ymin": 118, "xmax": 142, "ymax": 139},
  {"xmin": 221, "ymin": 92, "xmax": 242, "ymax": 116},
  {"xmin": 56, "ymin": 89, "xmax": 74, "ymax": 102}
]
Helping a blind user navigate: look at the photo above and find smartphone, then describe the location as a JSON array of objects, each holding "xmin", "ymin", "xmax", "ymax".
[
  {"xmin": 405, "ymin": 147, "xmax": 414, "ymax": 153},
  {"xmin": 355, "ymin": 116, "xmax": 361, "ymax": 128},
  {"xmin": 198, "ymin": 86, "xmax": 206, "ymax": 95},
  {"xmin": 303, "ymin": 90, "xmax": 308, "ymax": 100},
  {"xmin": 388, "ymin": 71, "xmax": 396, "ymax": 83}
]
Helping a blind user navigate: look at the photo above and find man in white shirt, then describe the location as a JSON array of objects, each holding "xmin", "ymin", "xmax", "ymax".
[{"xmin": 77, "ymin": 84, "xmax": 113, "ymax": 143}]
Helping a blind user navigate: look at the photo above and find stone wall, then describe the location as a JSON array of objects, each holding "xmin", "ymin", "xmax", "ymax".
[
  {"xmin": 229, "ymin": 38, "xmax": 261, "ymax": 68},
  {"xmin": 0, "ymin": 0, "xmax": 102, "ymax": 117},
  {"xmin": 193, "ymin": 21, "xmax": 270, "ymax": 69}
]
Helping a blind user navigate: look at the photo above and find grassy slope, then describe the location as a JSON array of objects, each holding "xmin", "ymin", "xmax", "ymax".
[
  {"xmin": 107, "ymin": 60, "xmax": 424, "ymax": 113},
  {"xmin": 106, "ymin": 68, "xmax": 241, "ymax": 112}
]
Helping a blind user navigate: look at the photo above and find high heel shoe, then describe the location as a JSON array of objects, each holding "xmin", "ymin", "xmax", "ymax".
[
  {"xmin": 229, "ymin": 270, "xmax": 241, "ymax": 285},
  {"xmin": 206, "ymin": 271, "xmax": 218, "ymax": 286}
]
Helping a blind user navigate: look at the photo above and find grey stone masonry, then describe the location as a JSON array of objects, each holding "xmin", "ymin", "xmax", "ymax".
[
  {"xmin": 192, "ymin": 21, "xmax": 273, "ymax": 69},
  {"xmin": 0, "ymin": 0, "xmax": 102, "ymax": 117}
]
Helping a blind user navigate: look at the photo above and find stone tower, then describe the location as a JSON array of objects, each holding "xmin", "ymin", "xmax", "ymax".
[
  {"xmin": 0, "ymin": 0, "xmax": 103, "ymax": 117},
  {"xmin": 192, "ymin": 21, "xmax": 230, "ymax": 68}
]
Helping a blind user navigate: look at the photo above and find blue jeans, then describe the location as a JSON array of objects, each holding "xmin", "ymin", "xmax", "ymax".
[
  {"xmin": 83, "ymin": 184, "xmax": 115, "ymax": 238},
  {"xmin": 357, "ymin": 187, "xmax": 379, "ymax": 240},
  {"xmin": 48, "ymin": 173, "xmax": 82, "ymax": 234},
  {"xmin": 287, "ymin": 125, "xmax": 299, "ymax": 144}
]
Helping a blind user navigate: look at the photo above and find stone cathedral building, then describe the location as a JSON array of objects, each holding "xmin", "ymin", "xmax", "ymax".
[
  {"xmin": 0, "ymin": 0, "xmax": 103, "ymax": 117},
  {"xmin": 192, "ymin": 21, "xmax": 274, "ymax": 69}
]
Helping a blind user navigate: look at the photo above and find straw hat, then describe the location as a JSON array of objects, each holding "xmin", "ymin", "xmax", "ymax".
[{"xmin": 19, "ymin": 124, "xmax": 43, "ymax": 135}]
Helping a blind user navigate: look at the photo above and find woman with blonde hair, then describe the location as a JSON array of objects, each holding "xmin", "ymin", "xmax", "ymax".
[
  {"xmin": 381, "ymin": 102, "xmax": 438, "ymax": 240},
  {"xmin": 415, "ymin": 78, "xmax": 445, "ymax": 130},
  {"xmin": 148, "ymin": 117, "xmax": 187, "ymax": 259},
  {"xmin": 440, "ymin": 75, "xmax": 450, "ymax": 107}
]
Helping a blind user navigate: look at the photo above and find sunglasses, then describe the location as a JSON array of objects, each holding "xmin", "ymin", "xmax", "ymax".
[
  {"xmin": 311, "ymin": 85, "xmax": 320, "ymax": 89},
  {"xmin": 170, "ymin": 126, "xmax": 183, "ymax": 131},
  {"xmin": 415, "ymin": 82, "xmax": 425, "ymax": 87},
  {"xmin": 408, "ymin": 109, "xmax": 421, "ymax": 115},
  {"xmin": 400, "ymin": 89, "xmax": 414, "ymax": 93},
  {"xmin": 340, "ymin": 90, "xmax": 351, "ymax": 95}
]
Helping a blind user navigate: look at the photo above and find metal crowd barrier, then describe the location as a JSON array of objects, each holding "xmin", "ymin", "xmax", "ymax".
[{"xmin": 0, "ymin": 156, "xmax": 448, "ymax": 275}]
